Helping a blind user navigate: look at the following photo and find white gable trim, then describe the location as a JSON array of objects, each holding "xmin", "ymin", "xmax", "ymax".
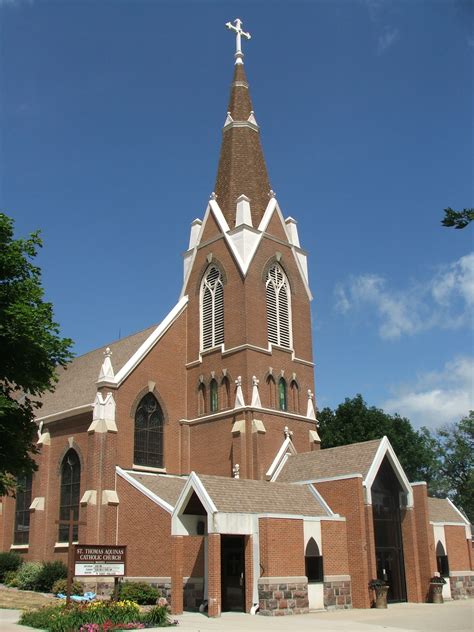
[
  {"xmin": 116, "ymin": 466, "xmax": 174, "ymax": 514},
  {"xmin": 446, "ymin": 498, "xmax": 470, "ymax": 525},
  {"xmin": 306, "ymin": 484, "xmax": 339, "ymax": 517},
  {"xmin": 266, "ymin": 437, "xmax": 297, "ymax": 481},
  {"xmin": 364, "ymin": 436, "xmax": 414, "ymax": 507},
  {"xmin": 173, "ymin": 471, "xmax": 217, "ymax": 518},
  {"xmin": 38, "ymin": 403, "xmax": 93, "ymax": 424},
  {"xmin": 113, "ymin": 296, "xmax": 188, "ymax": 385}
]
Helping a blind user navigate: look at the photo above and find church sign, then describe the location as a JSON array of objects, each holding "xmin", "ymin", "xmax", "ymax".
[{"xmin": 74, "ymin": 545, "xmax": 127, "ymax": 577}]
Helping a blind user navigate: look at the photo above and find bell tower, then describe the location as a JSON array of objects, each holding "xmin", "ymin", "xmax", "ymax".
[{"xmin": 178, "ymin": 19, "xmax": 320, "ymax": 480}]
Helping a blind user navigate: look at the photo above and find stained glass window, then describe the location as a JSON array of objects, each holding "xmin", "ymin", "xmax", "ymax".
[
  {"xmin": 134, "ymin": 393, "xmax": 164, "ymax": 468},
  {"xmin": 14, "ymin": 473, "xmax": 32, "ymax": 545},
  {"xmin": 58, "ymin": 450, "xmax": 81, "ymax": 542}
]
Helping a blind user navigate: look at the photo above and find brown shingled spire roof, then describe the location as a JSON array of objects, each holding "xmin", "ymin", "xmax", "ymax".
[{"xmin": 214, "ymin": 58, "xmax": 272, "ymax": 228}]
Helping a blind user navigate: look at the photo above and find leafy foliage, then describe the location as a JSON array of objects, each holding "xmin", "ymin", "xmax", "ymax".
[
  {"xmin": 318, "ymin": 394, "xmax": 437, "ymax": 481},
  {"xmin": 118, "ymin": 581, "xmax": 159, "ymax": 605},
  {"xmin": 0, "ymin": 213, "xmax": 73, "ymax": 495},
  {"xmin": 15, "ymin": 561, "xmax": 44, "ymax": 591},
  {"xmin": 441, "ymin": 207, "xmax": 474, "ymax": 229},
  {"xmin": 0, "ymin": 551, "xmax": 22, "ymax": 581},
  {"xmin": 52, "ymin": 578, "xmax": 85, "ymax": 596},
  {"xmin": 35, "ymin": 561, "xmax": 68, "ymax": 592},
  {"xmin": 424, "ymin": 412, "xmax": 474, "ymax": 522},
  {"xmin": 142, "ymin": 606, "xmax": 172, "ymax": 626}
]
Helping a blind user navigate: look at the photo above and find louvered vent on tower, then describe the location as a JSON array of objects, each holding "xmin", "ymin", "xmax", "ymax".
[
  {"xmin": 266, "ymin": 264, "xmax": 291, "ymax": 348},
  {"xmin": 201, "ymin": 265, "xmax": 224, "ymax": 350}
]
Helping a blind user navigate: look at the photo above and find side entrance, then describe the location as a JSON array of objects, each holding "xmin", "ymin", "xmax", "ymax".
[{"xmin": 221, "ymin": 535, "xmax": 245, "ymax": 612}]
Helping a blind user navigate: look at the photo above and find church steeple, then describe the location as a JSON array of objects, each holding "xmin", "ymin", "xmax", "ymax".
[{"xmin": 214, "ymin": 19, "xmax": 272, "ymax": 228}]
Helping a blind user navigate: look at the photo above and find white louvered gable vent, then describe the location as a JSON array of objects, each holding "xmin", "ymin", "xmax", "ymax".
[
  {"xmin": 201, "ymin": 265, "xmax": 224, "ymax": 350},
  {"xmin": 266, "ymin": 264, "xmax": 291, "ymax": 348}
]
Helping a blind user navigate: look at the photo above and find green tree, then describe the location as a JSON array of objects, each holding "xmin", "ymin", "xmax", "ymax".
[
  {"xmin": 0, "ymin": 213, "xmax": 73, "ymax": 495},
  {"xmin": 441, "ymin": 207, "xmax": 474, "ymax": 229},
  {"xmin": 318, "ymin": 394, "xmax": 438, "ymax": 482},
  {"xmin": 426, "ymin": 412, "xmax": 473, "ymax": 522}
]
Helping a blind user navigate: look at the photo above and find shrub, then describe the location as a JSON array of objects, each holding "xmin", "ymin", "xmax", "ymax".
[
  {"xmin": 35, "ymin": 561, "xmax": 68, "ymax": 592},
  {"xmin": 118, "ymin": 581, "xmax": 158, "ymax": 605},
  {"xmin": 51, "ymin": 578, "xmax": 84, "ymax": 595},
  {"xmin": 143, "ymin": 605, "xmax": 171, "ymax": 626},
  {"xmin": 0, "ymin": 551, "xmax": 22, "ymax": 581},
  {"xmin": 4, "ymin": 569, "xmax": 20, "ymax": 587},
  {"xmin": 15, "ymin": 561, "xmax": 43, "ymax": 591}
]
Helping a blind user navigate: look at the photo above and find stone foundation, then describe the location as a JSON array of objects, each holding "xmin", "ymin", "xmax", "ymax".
[
  {"xmin": 323, "ymin": 577, "xmax": 352, "ymax": 609},
  {"xmin": 258, "ymin": 576, "xmax": 309, "ymax": 616},
  {"xmin": 449, "ymin": 574, "xmax": 474, "ymax": 600}
]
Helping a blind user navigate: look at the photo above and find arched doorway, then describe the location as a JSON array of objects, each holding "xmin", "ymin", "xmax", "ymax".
[{"xmin": 372, "ymin": 456, "xmax": 407, "ymax": 602}]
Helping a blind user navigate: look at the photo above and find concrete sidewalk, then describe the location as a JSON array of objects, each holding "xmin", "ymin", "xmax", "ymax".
[{"xmin": 1, "ymin": 600, "xmax": 472, "ymax": 632}]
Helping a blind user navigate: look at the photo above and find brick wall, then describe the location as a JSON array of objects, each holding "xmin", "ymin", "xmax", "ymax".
[
  {"xmin": 259, "ymin": 517, "xmax": 305, "ymax": 577},
  {"xmin": 444, "ymin": 525, "xmax": 471, "ymax": 571},
  {"xmin": 412, "ymin": 484, "xmax": 437, "ymax": 601}
]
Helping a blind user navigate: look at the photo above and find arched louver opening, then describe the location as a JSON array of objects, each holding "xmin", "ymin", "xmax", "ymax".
[
  {"xmin": 210, "ymin": 379, "xmax": 219, "ymax": 413},
  {"xmin": 201, "ymin": 265, "xmax": 224, "ymax": 350},
  {"xmin": 305, "ymin": 537, "xmax": 323, "ymax": 583},
  {"xmin": 266, "ymin": 264, "xmax": 291, "ymax": 348},
  {"xmin": 134, "ymin": 393, "xmax": 164, "ymax": 468},
  {"xmin": 14, "ymin": 473, "xmax": 33, "ymax": 545},
  {"xmin": 58, "ymin": 449, "xmax": 81, "ymax": 542}
]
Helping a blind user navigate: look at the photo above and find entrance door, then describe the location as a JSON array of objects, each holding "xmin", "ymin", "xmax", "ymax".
[
  {"xmin": 221, "ymin": 535, "xmax": 245, "ymax": 612},
  {"xmin": 376, "ymin": 548, "xmax": 406, "ymax": 602}
]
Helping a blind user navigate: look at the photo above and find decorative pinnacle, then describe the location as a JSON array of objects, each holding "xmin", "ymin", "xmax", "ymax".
[
  {"xmin": 210, "ymin": 192, "xmax": 217, "ymax": 200},
  {"xmin": 284, "ymin": 426, "xmax": 293, "ymax": 439},
  {"xmin": 104, "ymin": 346, "xmax": 112, "ymax": 358},
  {"xmin": 225, "ymin": 18, "xmax": 251, "ymax": 64}
]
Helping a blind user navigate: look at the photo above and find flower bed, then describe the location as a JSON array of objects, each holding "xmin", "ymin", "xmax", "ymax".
[{"xmin": 19, "ymin": 600, "xmax": 174, "ymax": 631}]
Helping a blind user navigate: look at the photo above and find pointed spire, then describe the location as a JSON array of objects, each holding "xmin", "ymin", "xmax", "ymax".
[{"xmin": 215, "ymin": 21, "xmax": 272, "ymax": 228}]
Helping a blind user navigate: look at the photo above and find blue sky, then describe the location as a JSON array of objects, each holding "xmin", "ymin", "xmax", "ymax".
[{"xmin": 2, "ymin": 0, "xmax": 473, "ymax": 429}]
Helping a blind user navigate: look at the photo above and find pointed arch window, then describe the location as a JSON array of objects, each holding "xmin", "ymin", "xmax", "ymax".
[
  {"xmin": 436, "ymin": 541, "xmax": 449, "ymax": 577},
  {"xmin": 221, "ymin": 376, "xmax": 231, "ymax": 409},
  {"xmin": 266, "ymin": 375, "xmax": 276, "ymax": 408},
  {"xmin": 278, "ymin": 378, "xmax": 287, "ymax": 411},
  {"xmin": 134, "ymin": 393, "xmax": 164, "ymax": 468},
  {"xmin": 58, "ymin": 449, "xmax": 81, "ymax": 542},
  {"xmin": 266, "ymin": 264, "xmax": 291, "ymax": 348},
  {"xmin": 201, "ymin": 265, "xmax": 224, "ymax": 350},
  {"xmin": 210, "ymin": 379, "xmax": 219, "ymax": 413},
  {"xmin": 305, "ymin": 538, "xmax": 323, "ymax": 583},
  {"xmin": 290, "ymin": 379, "xmax": 299, "ymax": 413},
  {"xmin": 14, "ymin": 473, "xmax": 32, "ymax": 545}
]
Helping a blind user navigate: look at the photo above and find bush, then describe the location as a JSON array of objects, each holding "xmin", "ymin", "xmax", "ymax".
[
  {"xmin": 20, "ymin": 601, "xmax": 144, "ymax": 632},
  {"xmin": 51, "ymin": 578, "xmax": 84, "ymax": 596},
  {"xmin": 143, "ymin": 605, "xmax": 171, "ymax": 626},
  {"xmin": 15, "ymin": 561, "xmax": 43, "ymax": 591},
  {"xmin": 35, "ymin": 561, "xmax": 68, "ymax": 592},
  {"xmin": 4, "ymin": 569, "xmax": 20, "ymax": 587},
  {"xmin": 118, "ymin": 581, "xmax": 158, "ymax": 605},
  {"xmin": 0, "ymin": 551, "xmax": 22, "ymax": 581}
]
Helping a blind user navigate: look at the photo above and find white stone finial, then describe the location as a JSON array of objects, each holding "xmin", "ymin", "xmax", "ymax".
[
  {"xmin": 250, "ymin": 375, "xmax": 262, "ymax": 408},
  {"xmin": 306, "ymin": 389, "xmax": 317, "ymax": 420},
  {"xmin": 269, "ymin": 189, "xmax": 276, "ymax": 198},
  {"xmin": 98, "ymin": 347, "xmax": 114, "ymax": 383},
  {"xmin": 234, "ymin": 376, "xmax": 245, "ymax": 408},
  {"xmin": 210, "ymin": 191, "xmax": 217, "ymax": 200},
  {"xmin": 225, "ymin": 18, "xmax": 251, "ymax": 64},
  {"xmin": 284, "ymin": 426, "xmax": 293, "ymax": 439},
  {"xmin": 233, "ymin": 463, "xmax": 240, "ymax": 479}
]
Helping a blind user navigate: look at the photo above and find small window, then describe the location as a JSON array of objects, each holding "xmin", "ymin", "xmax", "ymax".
[
  {"xmin": 58, "ymin": 449, "xmax": 81, "ymax": 542},
  {"xmin": 290, "ymin": 379, "xmax": 299, "ymax": 413},
  {"xmin": 14, "ymin": 473, "xmax": 33, "ymax": 545},
  {"xmin": 210, "ymin": 379, "xmax": 219, "ymax": 413},
  {"xmin": 266, "ymin": 375, "xmax": 276, "ymax": 408},
  {"xmin": 201, "ymin": 265, "xmax": 224, "ymax": 350},
  {"xmin": 134, "ymin": 393, "xmax": 164, "ymax": 468},
  {"xmin": 221, "ymin": 376, "xmax": 231, "ymax": 409},
  {"xmin": 265, "ymin": 263, "xmax": 291, "ymax": 348},
  {"xmin": 305, "ymin": 537, "xmax": 323, "ymax": 583},
  {"xmin": 278, "ymin": 378, "xmax": 287, "ymax": 411},
  {"xmin": 198, "ymin": 383, "xmax": 206, "ymax": 415}
]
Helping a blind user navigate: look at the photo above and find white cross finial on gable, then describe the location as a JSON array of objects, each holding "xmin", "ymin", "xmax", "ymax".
[{"xmin": 225, "ymin": 18, "xmax": 251, "ymax": 64}]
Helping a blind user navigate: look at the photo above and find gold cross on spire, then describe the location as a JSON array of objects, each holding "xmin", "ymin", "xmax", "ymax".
[{"xmin": 225, "ymin": 18, "xmax": 251, "ymax": 64}]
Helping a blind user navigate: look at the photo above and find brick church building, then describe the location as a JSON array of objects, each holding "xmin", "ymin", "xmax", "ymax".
[{"xmin": 1, "ymin": 19, "xmax": 472, "ymax": 617}]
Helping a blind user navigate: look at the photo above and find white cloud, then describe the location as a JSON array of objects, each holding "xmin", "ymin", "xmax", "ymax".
[
  {"xmin": 335, "ymin": 252, "xmax": 474, "ymax": 339},
  {"xmin": 377, "ymin": 26, "xmax": 400, "ymax": 54},
  {"xmin": 383, "ymin": 356, "xmax": 474, "ymax": 428}
]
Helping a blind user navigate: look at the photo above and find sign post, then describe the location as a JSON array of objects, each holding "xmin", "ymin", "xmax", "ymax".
[{"xmin": 55, "ymin": 510, "xmax": 86, "ymax": 605}]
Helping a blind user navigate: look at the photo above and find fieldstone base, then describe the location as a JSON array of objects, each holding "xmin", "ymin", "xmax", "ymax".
[
  {"xmin": 258, "ymin": 576, "xmax": 309, "ymax": 615},
  {"xmin": 449, "ymin": 575, "xmax": 474, "ymax": 599},
  {"xmin": 324, "ymin": 579, "xmax": 352, "ymax": 609}
]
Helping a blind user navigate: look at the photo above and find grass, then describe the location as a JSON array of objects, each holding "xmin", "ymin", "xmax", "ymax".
[{"xmin": 0, "ymin": 584, "xmax": 57, "ymax": 610}]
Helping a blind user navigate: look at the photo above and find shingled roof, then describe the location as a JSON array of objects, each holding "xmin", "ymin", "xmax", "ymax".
[
  {"xmin": 196, "ymin": 474, "xmax": 330, "ymax": 517},
  {"xmin": 127, "ymin": 472, "xmax": 187, "ymax": 507},
  {"xmin": 38, "ymin": 325, "xmax": 157, "ymax": 420},
  {"xmin": 428, "ymin": 497, "xmax": 467, "ymax": 524},
  {"xmin": 276, "ymin": 438, "xmax": 383, "ymax": 483}
]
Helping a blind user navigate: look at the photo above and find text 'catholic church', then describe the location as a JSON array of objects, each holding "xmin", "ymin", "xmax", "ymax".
[{"xmin": 1, "ymin": 19, "xmax": 472, "ymax": 617}]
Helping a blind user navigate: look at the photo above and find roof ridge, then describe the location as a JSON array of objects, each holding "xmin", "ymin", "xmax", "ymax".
[
  {"xmin": 288, "ymin": 437, "xmax": 383, "ymax": 458},
  {"xmin": 68, "ymin": 323, "xmax": 159, "ymax": 363}
]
